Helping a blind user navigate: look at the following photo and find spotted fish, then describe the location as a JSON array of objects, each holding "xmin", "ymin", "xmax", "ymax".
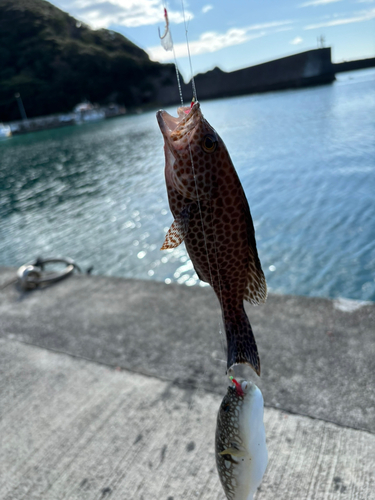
[
  {"xmin": 215, "ymin": 378, "xmax": 268, "ymax": 500},
  {"xmin": 157, "ymin": 102, "xmax": 267, "ymax": 374}
]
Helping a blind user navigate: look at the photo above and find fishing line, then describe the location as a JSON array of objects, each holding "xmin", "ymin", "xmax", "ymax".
[
  {"xmin": 185, "ymin": 122, "xmax": 228, "ymax": 365},
  {"xmin": 159, "ymin": 0, "xmax": 221, "ymax": 339},
  {"xmin": 180, "ymin": 0, "xmax": 197, "ymax": 102},
  {"xmin": 158, "ymin": 9, "xmax": 228, "ymax": 497},
  {"xmin": 156, "ymin": 9, "xmax": 220, "ymax": 497},
  {"xmin": 158, "ymin": 4, "xmax": 215, "ymax": 337},
  {"xmin": 158, "ymin": 0, "xmax": 227, "ymax": 368},
  {"xmin": 160, "ymin": 0, "xmax": 184, "ymax": 106},
  {"xmin": 157, "ymin": 8, "xmax": 228, "ymax": 493},
  {"xmin": 209, "ymin": 198, "xmax": 227, "ymax": 362},
  {"xmin": 173, "ymin": 51, "xmax": 184, "ymax": 107},
  {"xmin": 178, "ymin": 0, "xmax": 227, "ymax": 365}
]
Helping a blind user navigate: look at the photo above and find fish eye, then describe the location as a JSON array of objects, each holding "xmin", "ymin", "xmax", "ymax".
[{"xmin": 201, "ymin": 134, "xmax": 217, "ymax": 153}]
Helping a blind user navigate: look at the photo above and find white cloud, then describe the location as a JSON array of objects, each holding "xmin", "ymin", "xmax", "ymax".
[
  {"xmin": 299, "ymin": 0, "xmax": 342, "ymax": 6},
  {"xmin": 290, "ymin": 36, "xmax": 303, "ymax": 44},
  {"xmin": 56, "ymin": 0, "xmax": 193, "ymax": 29},
  {"xmin": 273, "ymin": 26, "xmax": 294, "ymax": 33},
  {"xmin": 244, "ymin": 20, "xmax": 294, "ymax": 31},
  {"xmin": 148, "ymin": 30, "xmax": 265, "ymax": 62},
  {"xmin": 202, "ymin": 5, "xmax": 213, "ymax": 14},
  {"xmin": 147, "ymin": 20, "xmax": 293, "ymax": 62},
  {"xmin": 304, "ymin": 7, "xmax": 375, "ymax": 28}
]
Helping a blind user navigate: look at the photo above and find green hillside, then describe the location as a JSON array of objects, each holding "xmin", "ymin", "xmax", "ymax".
[{"xmin": 0, "ymin": 0, "xmax": 175, "ymax": 121}]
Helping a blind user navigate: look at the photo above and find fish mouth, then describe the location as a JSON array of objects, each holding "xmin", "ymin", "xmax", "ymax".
[
  {"xmin": 230, "ymin": 379, "xmax": 255, "ymax": 398},
  {"xmin": 157, "ymin": 102, "xmax": 201, "ymax": 151}
]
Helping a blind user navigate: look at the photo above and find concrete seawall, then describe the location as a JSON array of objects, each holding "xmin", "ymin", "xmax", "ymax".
[
  {"xmin": 158, "ymin": 48, "xmax": 336, "ymax": 105},
  {"xmin": 1, "ymin": 267, "xmax": 374, "ymax": 499},
  {"xmin": 334, "ymin": 56, "xmax": 375, "ymax": 73}
]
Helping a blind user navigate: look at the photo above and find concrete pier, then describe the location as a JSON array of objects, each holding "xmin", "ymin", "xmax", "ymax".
[
  {"xmin": 0, "ymin": 267, "xmax": 374, "ymax": 499},
  {"xmin": 157, "ymin": 48, "xmax": 336, "ymax": 105}
]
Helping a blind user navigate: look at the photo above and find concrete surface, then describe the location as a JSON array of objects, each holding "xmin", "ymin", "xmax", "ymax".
[
  {"xmin": 1, "ymin": 267, "xmax": 375, "ymax": 499},
  {"xmin": 1, "ymin": 267, "xmax": 374, "ymax": 432},
  {"xmin": 1, "ymin": 339, "xmax": 375, "ymax": 500}
]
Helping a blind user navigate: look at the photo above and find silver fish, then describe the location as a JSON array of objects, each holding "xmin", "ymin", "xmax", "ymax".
[{"xmin": 215, "ymin": 378, "xmax": 268, "ymax": 500}]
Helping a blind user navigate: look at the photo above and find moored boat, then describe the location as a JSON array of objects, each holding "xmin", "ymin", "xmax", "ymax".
[{"xmin": 0, "ymin": 123, "xmax": 12, "ymax": 138}]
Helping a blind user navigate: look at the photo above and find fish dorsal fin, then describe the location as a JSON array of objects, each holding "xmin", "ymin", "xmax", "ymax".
[
  {"xmin": 243, "ymin": 246, "xmax": 268, "ymax": 305},
  {"xmin": 160, "ymin": 207, "xmax": 190, "ymax": 250}
]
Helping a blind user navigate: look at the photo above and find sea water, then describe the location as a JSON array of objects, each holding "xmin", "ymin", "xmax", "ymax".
[{"xmin": 0, "ymin": 69, "xmax": 374, "ymax": 301}]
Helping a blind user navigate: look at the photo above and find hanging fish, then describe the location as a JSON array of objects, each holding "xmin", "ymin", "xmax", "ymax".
[
  {"xmin": 157, "ymin": 102, "xmax": 267, "ymax": 374},
  {"xmin": 215, "ymin": 377, "xmax": 268, "ymax": 500}
]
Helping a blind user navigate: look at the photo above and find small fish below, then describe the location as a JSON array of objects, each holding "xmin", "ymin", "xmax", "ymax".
[
  {"xmin": 215, "ymin": 377, "xmax": 268, "ymax": 500},
  {"xmin": 157, "ymin": 102, "xmax": 267, "ymax": 374}
]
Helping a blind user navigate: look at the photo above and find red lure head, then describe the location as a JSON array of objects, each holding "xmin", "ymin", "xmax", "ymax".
[{"xmin": 229, "ymin": 376, "xmax": 244, "ymax": 397}]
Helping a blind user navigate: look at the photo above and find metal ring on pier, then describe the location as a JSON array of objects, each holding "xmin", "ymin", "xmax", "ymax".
[{"xmin": 17, "ymin": 257, "xmax": 81, "ymax": 290}]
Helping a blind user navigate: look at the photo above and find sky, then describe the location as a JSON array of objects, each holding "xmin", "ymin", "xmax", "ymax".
[{"xmin": 51, "ymin": 0, "xmax": 375, "ymax": 80}]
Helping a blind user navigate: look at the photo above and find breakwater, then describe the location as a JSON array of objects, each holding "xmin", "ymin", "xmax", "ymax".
[
  {"xmin": 333, "ymin": 56, "xmax": 375, "ymax": 73},
  {"xmin": 158, "ymin": 48, "xmax": 336, "ymax": 104},
  {"xmin": 4, "ymin": 48, "xmax": 375, "ymax": 135}
]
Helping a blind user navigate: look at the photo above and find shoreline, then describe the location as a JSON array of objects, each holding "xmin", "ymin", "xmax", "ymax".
[
  {"xmin": 0, "ymin": 265, "xmax": 373, "ymax": 306},
  {"xmin": 3, "ymin": 50, "xmax": 375, "ymax": 137}
]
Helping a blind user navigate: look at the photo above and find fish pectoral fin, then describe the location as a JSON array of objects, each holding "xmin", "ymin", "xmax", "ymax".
[
  {"xmin": 160, "ymin": 208, "xmax": 190, "ymax": 250},
  {"xmin": 219, "ymin": 445, "xmax": 246, "ymax": 458}
]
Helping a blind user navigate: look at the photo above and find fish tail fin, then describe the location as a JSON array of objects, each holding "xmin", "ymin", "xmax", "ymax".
[{"xmin": 223, "ymin": 307, "xmax": 261, "ymax": 376}]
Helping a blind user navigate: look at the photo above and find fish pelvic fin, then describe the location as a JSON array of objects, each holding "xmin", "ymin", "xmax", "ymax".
[
  {"xmin": 160, "ymin": 208, "xmax": 190, "ymax": 250},
  {"xmin": 224, "ymin": 307, "xmax": 261, "ymax": 376}
]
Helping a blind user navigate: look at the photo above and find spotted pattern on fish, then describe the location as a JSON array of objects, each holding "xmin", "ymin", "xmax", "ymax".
[
  {"xmin": 216, "ymin": 387, "xmax": 246, "ymax": 500},
  {"xmin": 157, "ymin": 102, "xmax": 267, "ymax": 374},
  {"xmin": 215, "ymin": 381, "xmax": 268, "ymax": 500}
]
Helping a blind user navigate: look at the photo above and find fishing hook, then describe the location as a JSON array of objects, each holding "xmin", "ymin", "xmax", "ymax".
[{"xmin": 158, "ymin": 8, "xmax": 169, "ymax": 40}]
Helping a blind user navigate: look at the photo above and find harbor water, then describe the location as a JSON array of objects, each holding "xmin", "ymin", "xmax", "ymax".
[{"xmin": 1, "ymin": 69, "xmax": 374, "ymax": 302}]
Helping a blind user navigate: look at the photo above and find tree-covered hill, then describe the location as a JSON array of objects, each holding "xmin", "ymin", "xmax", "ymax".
[{"xmin": 0, "ymin": 0, "xmax": 175, "ymax": 121}]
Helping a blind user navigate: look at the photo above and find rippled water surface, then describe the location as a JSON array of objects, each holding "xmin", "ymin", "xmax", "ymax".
[{"xmin": 1, "ymin": 69, "xmax": 374, "ymax": 301}]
